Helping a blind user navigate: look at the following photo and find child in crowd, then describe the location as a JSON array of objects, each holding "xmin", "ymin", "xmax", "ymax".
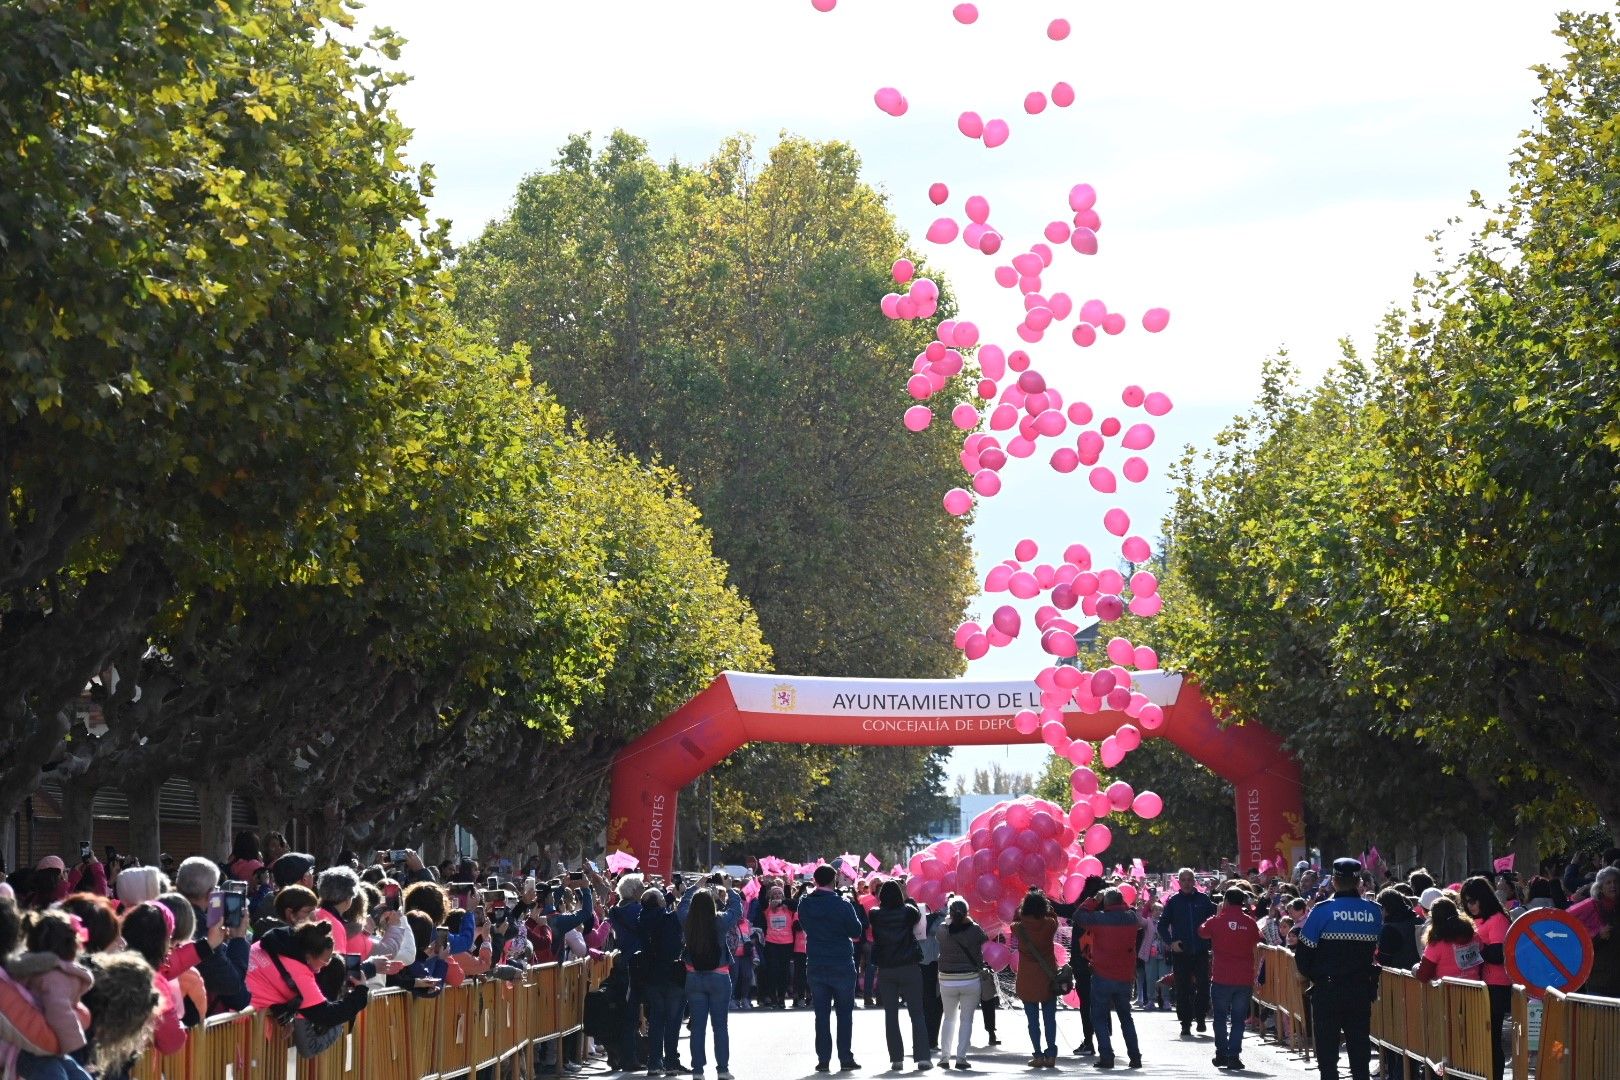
[
  {"xmin": 5, "ymin": 909, "xmax": 95, "ymax": 1080},
  {"xmin": 733, "ymin": 927, "xmax": 761, "ymax": 1008}
]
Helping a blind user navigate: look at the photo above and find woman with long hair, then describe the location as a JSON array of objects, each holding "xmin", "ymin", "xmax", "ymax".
[
  {"xmin": 1413, "ymin": 898, "xmax": 1482, "ymax": 981},
  {"xmin": 680, "ymin": 883, "xmax": 743, "ymax": 1080},
  {"xmin": 935, "ymin": 897, "xmax": 989, "ymax": 1069},
  {"xmin": 869, "ymin": 880, "xmax": 931, "ymax": 1071},
  {"xmin": 1013, "ymin": 889, "xmax": 1060, "ymax": 1068},
  {"xmin": 1460, "ymin": 876, "xmax": 1511, "ymax": 1080}
]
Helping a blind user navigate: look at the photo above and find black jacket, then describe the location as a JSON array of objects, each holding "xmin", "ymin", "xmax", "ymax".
[{"xmin": 869, "ymin": 904, "xmax": 924, "ymax": 968}]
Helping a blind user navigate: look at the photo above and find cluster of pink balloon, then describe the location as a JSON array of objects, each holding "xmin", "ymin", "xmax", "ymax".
[
  {"xmin": 904, "ymin": 793, "xmax": 1158, "ymax": 961},
  {"xmin": 806, "ymin": 0, "xmax": 1177, "ymax": 907}
]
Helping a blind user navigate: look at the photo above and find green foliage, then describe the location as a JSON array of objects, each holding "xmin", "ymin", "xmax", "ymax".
[
  {"xmin": 1154, "ymin": 8, "xmax": 1620, "ymax": 847},
  {"xmin": 0, "ymin": 3, "xmax": 770, "ymax": 856},
  {"xmin": 454, "ymin": 131, "xmax": 978, "ymax": 853}
]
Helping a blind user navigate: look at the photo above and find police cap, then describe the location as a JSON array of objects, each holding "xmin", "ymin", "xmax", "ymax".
[{"xmin": 1331, "ymin": 857, "xmax": 1363, "ymax": 879}]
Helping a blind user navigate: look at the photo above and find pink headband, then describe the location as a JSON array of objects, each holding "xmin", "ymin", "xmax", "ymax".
[{"xmin": 142, "ymin": 901, "xmax": 176, "ymax": 940}]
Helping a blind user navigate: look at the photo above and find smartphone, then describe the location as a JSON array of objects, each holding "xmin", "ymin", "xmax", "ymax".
[
  {"xmin": 382, "ymin": 882, "xmax": 401, "ymax": 910},
  {"xmin": 206, "ymin": 891, "xmax": 226, "ymax": 929},
  {"xmin": 79, "ymin": 841, "xmax": 92, "ymax": 861},
  {"xmin": 486, "ymin": 875, "xmax": 499, "ymax": 891},
  {"xmin": 390, "ymin": 849, "xmax": 408, "ymax": 864},
  {"xmin": 343, "ymin": 953, "xmax": 363, "ymax": 979},
  {"xmin": 222, "ymin": 890, "xmax": 247, "ymax": 928},
  {"xmin": 433, "ymin": 927, "xmax": 450, "ymax": 950},
  {"xmin": 566, "ymin": 871, "xmax": 585, "ymax": 883}
]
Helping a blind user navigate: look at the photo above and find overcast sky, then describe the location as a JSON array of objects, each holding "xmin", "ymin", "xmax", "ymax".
[{"xmin": 360, "ymin": 0, "xmax": 1574, "ymax": 784}]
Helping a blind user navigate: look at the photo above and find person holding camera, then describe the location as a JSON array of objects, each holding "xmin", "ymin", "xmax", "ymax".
[{"xmin": 174, "ymin": 857, "xmax": 250, "ymax": 1015}]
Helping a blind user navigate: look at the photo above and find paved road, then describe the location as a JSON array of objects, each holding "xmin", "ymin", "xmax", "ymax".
[{"xmin": 594, "ymin": 1001, "xmax": 1322, "ymax": 1079}]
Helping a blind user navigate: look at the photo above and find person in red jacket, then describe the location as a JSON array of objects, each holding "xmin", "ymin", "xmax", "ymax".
[
  {"xmin": 1071, "ymin": 887, "xmax": 1142, "ymax": 1070},
  {"xmin": 1199, "ymin": 888, "xmax": 1262, "ymax": 1070}
]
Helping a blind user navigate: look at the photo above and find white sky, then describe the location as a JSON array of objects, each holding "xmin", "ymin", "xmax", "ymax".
[{"xmin": 360, "ymin": 0, "xmax": 1573, "ymax": 783}]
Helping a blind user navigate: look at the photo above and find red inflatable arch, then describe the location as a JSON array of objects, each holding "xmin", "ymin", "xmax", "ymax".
[{"xmin": 607, "ymin": 672, "xmax": 1304, "ymax": 879}]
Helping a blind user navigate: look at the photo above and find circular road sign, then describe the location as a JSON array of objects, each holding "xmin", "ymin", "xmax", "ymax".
[{"xmin": 1504, "ymin": 908, "xmax": 1593, "ymax": 998}]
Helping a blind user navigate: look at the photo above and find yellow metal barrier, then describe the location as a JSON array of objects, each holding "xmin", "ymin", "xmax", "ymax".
[
  {"xmin": 1252, "ymin": 945, "xmax": 1311, "ymax": 1059},
  {"xmin": 130, "ymin": 952, "xmax": 619, "ymax": 1080},
  {"xmin": 1537, "ymin": 987, "xmax": 1620, "ymax": 1080}
]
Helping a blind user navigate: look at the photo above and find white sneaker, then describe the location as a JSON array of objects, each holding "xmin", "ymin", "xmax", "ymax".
[{"xmin": 717, "ymin": 1072, "xmax": 734, "ymax": 1080}]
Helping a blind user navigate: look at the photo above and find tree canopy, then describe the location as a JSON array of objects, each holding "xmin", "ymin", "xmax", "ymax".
[{"xmin": 453, "ymin": 131, "xmax": 979, "ymax": 856}]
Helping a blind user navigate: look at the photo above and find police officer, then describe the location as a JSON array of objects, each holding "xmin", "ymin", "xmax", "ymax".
[{"xmin": 1294, "ymin": 858, "xmax": 1382, "ymax": 1080}]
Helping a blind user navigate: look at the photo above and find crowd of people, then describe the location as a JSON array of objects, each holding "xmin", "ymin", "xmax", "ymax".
[{"xmin": 0, "ymin": 834, "xmax": 1614, "ymax": 1080}]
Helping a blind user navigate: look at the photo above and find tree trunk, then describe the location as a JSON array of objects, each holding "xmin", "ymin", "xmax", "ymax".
[
  {"xmin": 59, "ymin": 781, "xmax": 96, "ymax": 859},
  {"xmin": 1512, "ymin": 820, "xmax": 1541, "ymax": 880},
  {"xmin": 125, "ymin": 778, "xmax": 163, "ymax": 866},
  {"xmin": 194, "ymin": 778, "xmax": 233, "ymax": 864},
  {"xmin": 1467, "ymin": 827, "xmax": 1494, "ymax": 879}
]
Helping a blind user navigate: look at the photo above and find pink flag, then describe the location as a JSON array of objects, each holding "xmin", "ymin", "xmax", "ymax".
[
  {"xmin": 742, "ymin": 879, "xmax": 761, "ymax": 901},
  {"xmin": 841, "ymin": 862, "xmax": 859, "ymax": 880},
  {"xmin": 864, "ymin": 853, "xmax": 882, "ymax": 870},
  {"xmin": 605, "ymin": 850, "xmax": 640, "ymax": 873},
  {"xmin": 1131, "ymin": 858, "xmax": 1146, "ymax": 880},
  {"xmin": 890, "ymin": 865, "xmax": 904, "ymax": 876},
  {"xmin": 1493, "ymin": 854, "xmax": 1515, "ymax": 873}
]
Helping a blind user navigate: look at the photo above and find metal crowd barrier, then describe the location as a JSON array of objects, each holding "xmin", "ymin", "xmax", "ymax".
[
  {"xmin": 132, "ymin": 953, "xmax": 616, "ymax": 1080},
  {"xmin": 1249, "ymin": 947, "xmax": 1620, "ymax": 1080},
  {"xmin": 1252, "ymin": 944, "xmax": 1312, "ymax": 1059}
]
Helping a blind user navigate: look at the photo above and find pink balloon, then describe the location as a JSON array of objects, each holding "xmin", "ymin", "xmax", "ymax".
[
  {"xmin": 1096, "ymin": 595, "xmax": 1125, "ymax": 622},
  {"xmin": 1122, "ymin": 535, "xmax": 1152, "ymax": 563},
  {"xmin": 994, "ymin": 265, "xmax": 1018, "ymax": 288},
  {"xmin": 1106, "ymin": 636, "xmax": 1134, "ymax": 666},
  {"xmin": 958, "ymin": 111, "xmax": 985, "ymax": 138},
  {"xmin": 1052, "ymin": 81, "xmax": 1076, "ymax": 107},
  {"xmin": 983, "ymin": 941, "xmax": 1012, "ymax": 970},
  {"xmin": 964, "ymin": 632, "xmax": 989, "ymax": 660},
  {"xmin": 904, "ymin": 405, "xmax": 932, "ymax": 431},
  {"xmin": 952, "ymin": 622, "xmax": 980, "ymax": 648},
  {"xmin": 1063, "ymin": 543, "xmax": 1091, "ymax": 568},
  {"xmin": 1142, "ymin": 307, "xmax": 1170, "ymax": 333},
  {"xmin": 1062, "ymin": 875, "xmax": 1086, "ymax": 904},
  {"xmin": 1121, "ymin": 423, "xmax": 1155, "ymax": 451},
  {"xmin": 965, "ymin": 195, "xmax": 991, "ymax": 224},
  {"xmin": 1068, "ymin": 740, "xmax": 1094, "ymax": 766},
  {"xmin": 1075, "ymin": 208, "xmax": 1102, "ymax": 231},
  {"xmin": 943, "ymin": 488, "xmax": 972, "ymax": 516},
  {"xmin": 979, "ymin": 445, "xmax": 1008, "ymax": 470},
  {"xmin": 1083, "ymin": 823, "xmax": 1112, "ymax": 854},
  {"xmin": 1129, "ymin": 570, "xmax": 1158, "ymax": 597},
  {"xmin": 1132, "ymin": 791, "xmax": 1164, "ymax": 819},
  {"xmin": 811, "ymin": 0, "xmax": 836, "ymax": 9},
  {"xmin": 906, "ymin": 373, "xmax": 932, "ymax": 400},
  {"xmin": 983, "ymin": 118, "xmax": 1010, "ymax": 148},
  {"xmin": 1121, "ymin": 385, "xmax": 1145, "ymax": 408},
  {"xmin": 1047, "ymin": 18, "xmax": 1070, "ymax": 39},
  {"xmin": 1071, "ymin": 323, "xmax": 1097, "ymax": 347},
  {"xmin": 1013, "ymin": 709, "xmax": 1040, "ymax": 735},
  {"xmin": 1137, "ymin": 703, "xmax": 1165, "ymax": 730},
  {"xmin": 1116, "ymin": 723, "xmax": 1142, "ymax": 752},
  {"xmin": 1087, "ymin": 792, "xmax": 1112, "ymax": 818},
  {"xmin": 1101, "ymin": 312, "xmax": 1126, "ymax": 335},
  {"xmin": 988, "ymin": 403, "xmax": 1017, "ymax": 431},
  {"xmin": 1089, "ymin": 467, "xmax": 1117, "ymax": 493},
  {"xmin": 972, "ymin": 469, "xmax": 1001, "ymax": 497},
  {"xmin": 954, "ymin": 322, "xmax": 980, "ymax": 348},
  {"xmin": 979, "ymin": 343, "xmax": 1007, "ymax": 381},
  {"xmin": 874, "ymin": 87, "xmax": 907, "ymax": 116},
  {"xmin": 1106, "ymin": 781, "xmax": 1134, "ymax": 810},
  {"xmin": 1103, "ymin": 508, "xmax": 1130, "ymax": 536},
  {"xmin": 991, "ymin": 605, "xmax": 1021, "ymax": 637},
  {"xmin": 1133, "ymin": 645, "xmax": 1159, "ymax": 669},
  {"xmin": 952, "ymin": 2, "xmax": 978, "ymax": 23},
  {"xmin": 1144, "ymin": 391, "xmax": 1173, "ymax": 416},
  {"xmin": 1050, "ymin": 447, "xmax": 1079, "ymax": 473},
  {"xmin": 951, "ymin": 403, "xmax": 980, "ymax": 430},
  {"xmin": 983, "ymin": 564, "xmax": 1012, "ymax": 591},
  {"xmin": 880, "ymin": 293, "xmax": 902, "ymax": 319},
  {"xmin": 1008, "ymin": 571, "xmax": 1040, "ymax": 600},
  {"xmin": 1077, "ymin": 855, "xmax": 1104, "ymax": 878},
  {"xmin": 1044, "ymin": 221, "xmax": 1072, "ymax": 246},
  {"xmin": 1070, "ymin": 766, "xmax": 1098, "ymax": 796},
  {"xmin": 929, "ymin": 182, "xmax": 950, "ymax": 205},
  {"xmin": 1069, "ymin": 228, "xmax": 1098, "ymax": 256},
  {"xmin": 1009, "ymin": 538, "xmax": 1036, "ymax": 562},
  {"xmin": 1073, "ymin": 571, "xmax": 1099, "ymax": 597},
  {"xmin": 1042, "ymin": 629, "xmax": 1078, "ymax": 658},
  {"xmin": 979, "ymin": 231, "xmax": 1003, "ymax": 254},
  {"xmin": 927, "ymin": 218, "xmax": 960, "ymax": 244},
  {"xmin": 1067, "ymin": 802, "xmax": 1095, "ymax": 831},
  {"xmin": 1032, "ymin": 243, "xmax": 1054, "ymax": 268},
  {"xmin": 1119, "ymin": 884, "xmax": 1138, "ymax": 906},
  {"xmin": 1123, "ymin": 456, "xmax": 1149, "ymax": 483},
  {"xmin": 892, "ymin": 259, "xmax": 915, "ymax": 284},
  {"xmin": 1024, "ymin": 91, "xmax": 1047, "ymax": 115},
  {"xmin": 1069, "ymin": 183, "xmax": 1097, "ymax": 212},
  {"xmin": 963, "ymin": 221, "xmax": 990, "ymax": 249},
  {"xmin": 1128, "ymin": 593, "xmax": 1163, "ymax": 618}
]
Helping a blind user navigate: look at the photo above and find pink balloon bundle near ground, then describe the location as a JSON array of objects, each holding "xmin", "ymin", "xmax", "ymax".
[{"xmin": 805, "ymin": 1, "xmax": 1177, "ymax": 884}]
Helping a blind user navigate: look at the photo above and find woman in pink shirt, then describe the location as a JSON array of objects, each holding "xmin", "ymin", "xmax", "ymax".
[
  {"xmin": 245, "ymin": 921, "xmax": 370, "ymax": 1036},
  {"xmin": 1461, "ymin": 877, "xmax": 1512, "ymax": 1080},
  {"xmin": 1413, "ymin": 898, "xmax": 1483, "ymax": 981}
]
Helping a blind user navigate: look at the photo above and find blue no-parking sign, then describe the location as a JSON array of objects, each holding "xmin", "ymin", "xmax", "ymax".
[{"xmin": 1504, "ymin": 908, "xmax": 1593, "ymax": 998}]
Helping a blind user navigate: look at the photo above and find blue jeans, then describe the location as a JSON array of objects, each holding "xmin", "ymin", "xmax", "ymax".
[
  {"xmin": 15, "ymin": 1053, "xmax": 95, "ymax": 1080},
  {"xmin": 1090, "ymin": 975, "xmax": 1139, "ymax": 1062},
  {"xmin": 1211, "ymin": 981, "xmax": 1251, "ymax": 1061},
  {"xmin": 1023, "ymin": 998, "xmax": 1056, "ymax": 1056},
  {"xmin": 809, "ymin": 966, "xmax": 857, "ymax": 1066},
  {"xmin": 644, "ymin": 980, "xmax": 686, "ymax": 1070},
  {"xmin": 685, "ymin": 970, "xmax": 731, "ymax": 1072}
]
